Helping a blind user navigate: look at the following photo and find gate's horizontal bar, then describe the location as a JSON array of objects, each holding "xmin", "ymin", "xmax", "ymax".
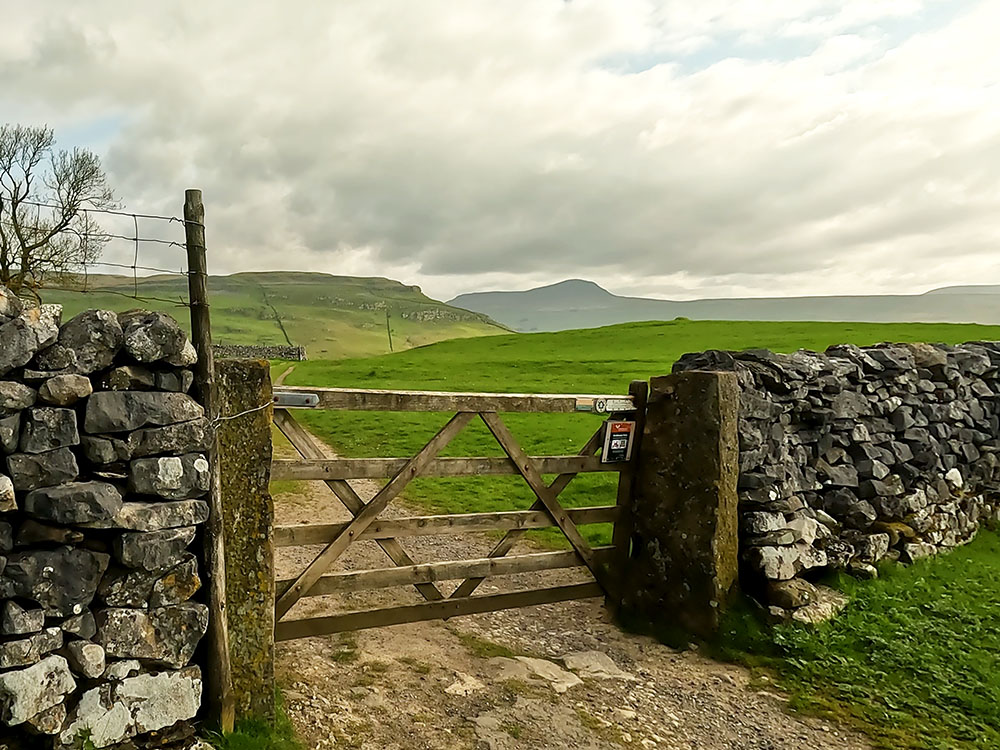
[
  {"xmin": 275, "ymin": 546, "xmax": 614, "ymax": 597},
  {"xmin": 272, "ymin": 386, "xmax": 635, "ymax": 414},
  {"xmin": 274, "ymin": 505, "xmax": 619, "ymax": 547},
  {"xmin": 271, "ymin": 455, "xmax": 628, "ymax": 481},
  {"xmin": 275, "ymin": 582, "xmax": 604, "ymax": 639}
]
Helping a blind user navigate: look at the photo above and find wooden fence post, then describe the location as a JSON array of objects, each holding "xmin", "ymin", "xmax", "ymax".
[
  {"xmin": 607, "ymin": 379, "xmax": 648, "ymax": 613},
  {"xmin": 619, "ymin": 370, "xmax": 740, "ymax": 641},
  {"xmin": 184, "ymin": 189, "xmax": 236, "ymax": 732},
  {"xmin": 217, "ymin": 359, "xmax": 275, "ymax": 722}
]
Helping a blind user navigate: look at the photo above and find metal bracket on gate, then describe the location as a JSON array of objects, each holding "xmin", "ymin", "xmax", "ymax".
[
  {"xmin": 575, "ymin": 396, "xmax": 636, "ymax": 414},
  {"xmin": 273, "ymin": 391, "xmax": 320, "ymax": 408}
]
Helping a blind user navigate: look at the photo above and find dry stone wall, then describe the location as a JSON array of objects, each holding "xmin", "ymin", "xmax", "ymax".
[
  {"xmin": 213, "ymin": 344, "xmax": 306, "ymax": 361},
  {"xmin": 0, "ymin": 287, "xmax": 208, "ymax": 749},
  {"xmin": 673, "ymin": 341, "xmax": 1000, "ymax": 622}
]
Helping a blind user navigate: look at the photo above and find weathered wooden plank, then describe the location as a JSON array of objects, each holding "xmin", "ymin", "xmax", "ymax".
[
  {"xmin": 272, "ymin": 409, "xmax": 445, "ymax": 603},
  {"xmin": 275, "ymin": 582, "xmax": 603, "ymax": 640},
  {"xmin": 274, "ymin": 505, "xmax": 619, "ymax": 547},
  {"xmin": 185, "ymin": 189, "xmax": 235, "ymax": 732},
  {"xmin": 449, "ymin": 425, "xmax": 606, "ymax": 599},
  {"xmin": 276, "ymin": 546, "xmax": 614, "ymax": 597},
  {"xmin": 479, "ymin": 412, "xmax": 604, "ymax": 588},
  {"xmin": 273, "ymin": 386, "xmax": 635, "ymax": 414},
  {"xmin": 608, "ymin": 380, "xmax": 648, "ymax": 612},
  {"xmin": 271, "ymin": 454, "xmax": 626, "ymax": 481},
  {"xmin": 274, "ymin": 411, "xmax": 475, "ymax": 620}
]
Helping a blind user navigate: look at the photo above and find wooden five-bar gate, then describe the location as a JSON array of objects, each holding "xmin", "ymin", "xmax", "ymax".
[{"xmin": 268, "ymin": 382, "xmax": 648, "ymax": 642}]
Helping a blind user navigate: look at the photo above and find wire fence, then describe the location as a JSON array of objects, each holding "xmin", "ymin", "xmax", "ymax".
[{"xmin": 0, "ymin": 198, "xmax": 194, "ymax": 309}]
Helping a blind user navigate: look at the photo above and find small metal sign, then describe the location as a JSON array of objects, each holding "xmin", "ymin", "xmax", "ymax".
[
  {"xmin": 575, "ymin": 397, "xmax": 636, "ymax": 414},
  {"xmin": 273, "ymin": 391, "xmax": 320, "ymax": 408},
  {"xmin": 602, "ymin": 420, "xmax": 636, "ymax": 463}
]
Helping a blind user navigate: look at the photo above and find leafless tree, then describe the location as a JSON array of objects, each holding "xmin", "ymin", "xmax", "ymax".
[{"xmin": 0, "ymin": 124, "xmax": 117, "ymax": 300}]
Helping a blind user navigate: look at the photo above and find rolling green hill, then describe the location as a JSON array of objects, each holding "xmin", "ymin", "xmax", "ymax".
[
  {"xmin": 450, "ymin": 279, "xmax": 1000, "ymax": 332},
  {"xmin": 37, "ymin": 272, "xmax": 507, "ymax": 359},
  {"xmin": 279, "ymin": 318, "xmax": 1000, "ymax": 546}
]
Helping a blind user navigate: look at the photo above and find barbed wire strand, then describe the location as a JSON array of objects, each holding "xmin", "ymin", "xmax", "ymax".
[
  {"xmin": 3, "ymin": 200, "xmax": 194, "ymax": 307},
  {"xmin": 13, "ymin": 198, "xmax": 198, "ymax": 226},
  {"xmin": 1, "ymin": 220, "xmax": 188, "ymax": 250}
]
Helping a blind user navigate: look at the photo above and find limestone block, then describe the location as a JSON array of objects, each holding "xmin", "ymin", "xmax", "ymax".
[
  {"xmin": 24, "ymin": 481, "xmax": 123, "ymax": 525},
  {"xmin": 18, "ymin": 407, "xmax": 79, "ymax": 454},
  {"xmin": 96, "ymin": 604, "xmax": 208, "ymax": 669},
  {"xmin": 114, "ymin": 526, "xmax": 196, "ymax": 571},
  {"xmin": 57, "ymin": 666, "xmax": 201, "ymax": 747},
  {"xmin": 7, "ymin": 448, "xmax": 79, "ymax": 492},
  {"xmin": 84, "ymin": 391, "xmax": 204, "ymax": 434},
  {"xmin": 128, "ymin": 454, "xmax": 210, "ymax": 500},
  {"xmin": 37, "ymin": 374, "xmax": 93, "ymax": 406},
  {"xmin": 0, "ymin": 655, "xmax": 76, "ymax": 726}
]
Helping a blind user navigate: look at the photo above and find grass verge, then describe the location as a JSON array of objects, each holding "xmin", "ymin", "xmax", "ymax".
[
  {"xmin": 202, "ymin": 693, "xmax": 303, "ymax": 750},
  {"xmin": 713, "ymin": 531, "xmax": 1000, "ymax": 750}
]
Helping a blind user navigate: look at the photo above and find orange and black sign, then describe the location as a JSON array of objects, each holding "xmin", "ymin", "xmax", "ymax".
[{"xmin": 602, "ymin": 421, "xmax": 636, "ymax": 463}]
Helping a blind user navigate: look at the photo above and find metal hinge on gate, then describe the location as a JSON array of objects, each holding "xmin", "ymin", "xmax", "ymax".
[{"xmin": 273, "ymin": 391, "xmax": 320, "ymax": 408}]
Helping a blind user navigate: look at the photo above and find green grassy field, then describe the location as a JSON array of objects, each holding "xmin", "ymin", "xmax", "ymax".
[
  {"xmin": 38, "ymin": 271, "xmax": 505, "ymax": 359},
  {"xmin": 279, "ymin": 319, "xmax": 1000, "ymax": 547},
  {"xmin": 715, "ymin": 531, "xmax": 1000, "ymax": 750}
]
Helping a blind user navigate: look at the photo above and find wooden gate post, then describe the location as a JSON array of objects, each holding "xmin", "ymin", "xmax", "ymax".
[
  {"xmin": 619, "ymin": 370, "xmax": 740, "ymax": 641},
  {"xmin": 217, "ymin": 359, "xmax": 276, "ymax": 722},
  {"xmin": 184, "ymin": 189, "xmax": 236, "ymax": 731}
]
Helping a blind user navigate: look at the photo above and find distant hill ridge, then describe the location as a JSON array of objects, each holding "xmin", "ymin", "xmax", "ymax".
[
  {"xmin": 39, "ymin": 271, "xmax": 507, "ymax": 359},
  {"xmin": 449, "ymin": 280, "xmax": 1000, "ymax": 332}
]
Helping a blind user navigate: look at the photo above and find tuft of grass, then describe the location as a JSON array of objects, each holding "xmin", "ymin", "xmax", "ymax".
[
  {"xmin": 454, "ymin": 631, "xmax": 520, "ymax": 660},
  {"xmin": 327, "ymin": 632, "xmax": 359, "ymax": 664},
  {"xmin": 397, "ymin": 656, "xmax": 432, "ymax": 675},
  {"xmin": 202, "ymin": 696, "xmax": 302, "ymax": 750},
  {"xmin": 713, "ymin": 531, "xmax": 1000, "ymax": 750},
  {"xmin": 502, "ymin": 720, "xmax": 523, "ymax": 739}
]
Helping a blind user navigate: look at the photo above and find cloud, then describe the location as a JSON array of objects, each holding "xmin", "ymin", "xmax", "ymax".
[{"xmin": 0, "ymin": 0, "xmax": 997, "ymax": 301}]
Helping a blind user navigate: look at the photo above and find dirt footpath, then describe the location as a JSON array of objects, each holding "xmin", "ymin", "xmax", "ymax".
[{"xmin": 272, "ymin": 430, "xmax": 871, "ymax": 750}]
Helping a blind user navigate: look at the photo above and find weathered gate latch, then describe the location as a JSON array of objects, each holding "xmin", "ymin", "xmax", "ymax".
[
  {"xmin": 273, "ymin": 391, "xmax": 320, "ymax": 408},
  {"xmin": 576, "ymin": 396, "xmax": 636, "ymax": 414}
]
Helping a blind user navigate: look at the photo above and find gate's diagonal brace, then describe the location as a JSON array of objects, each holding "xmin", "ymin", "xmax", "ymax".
[
  {"xmin": 478, "ymin": 412, "xmax": 606, "ymax": 590},
  {"xmin": 449, "ymin": 424, "xmax": 604, "ymax": 599},
  {"xmin": 273, "ymin": 409, "xmax": 445, "ymax": 604},
  {"xmin": 275, "ymin": 411, "xmax": 475, "ymax": 621}
]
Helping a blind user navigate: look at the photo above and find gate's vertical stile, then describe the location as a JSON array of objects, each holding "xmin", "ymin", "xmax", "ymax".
[
  {"xmin": 216, "ymin": 359, "xmax": 275, "ymax": 723},
  {"xmin": 184, "ymin": 189, "xmax": 236, "ymax": 732},
  {"xmin": 608, "ymin": 379, "xmax": 648, "ymax": 613}
]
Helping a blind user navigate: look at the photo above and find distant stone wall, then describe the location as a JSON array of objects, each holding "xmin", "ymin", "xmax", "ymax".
[
  {"xmin": 673, "ymin": 342, "xmax": 1000, "ymax": 621},
  {"xmin": 0, "ymin": 288, "xmax": 208, "ymax": 748},
  {"xmin": 214, "ymin": 343, "xmax": 306, "ymax": 361}
]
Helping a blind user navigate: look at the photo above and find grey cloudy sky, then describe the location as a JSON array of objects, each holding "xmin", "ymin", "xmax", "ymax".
[{"xmin": 2, "ymin": 0, "xmax": 998, "ymax": 301}]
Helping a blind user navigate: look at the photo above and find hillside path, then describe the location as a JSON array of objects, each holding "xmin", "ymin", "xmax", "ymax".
[{"xmin": 272, "ymin": 426, "xmax": 872, "ymax": 750}]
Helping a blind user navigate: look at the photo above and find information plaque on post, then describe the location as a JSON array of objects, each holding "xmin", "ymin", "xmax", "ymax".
[{"xmin": 602, "ymin": 420, "xmax": 636, "ymax": 463}]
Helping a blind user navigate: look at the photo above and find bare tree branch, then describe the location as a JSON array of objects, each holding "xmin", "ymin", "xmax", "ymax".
[{"xmin": 0, "ymin": 124, "xmax": 118, "ymax": 297}]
